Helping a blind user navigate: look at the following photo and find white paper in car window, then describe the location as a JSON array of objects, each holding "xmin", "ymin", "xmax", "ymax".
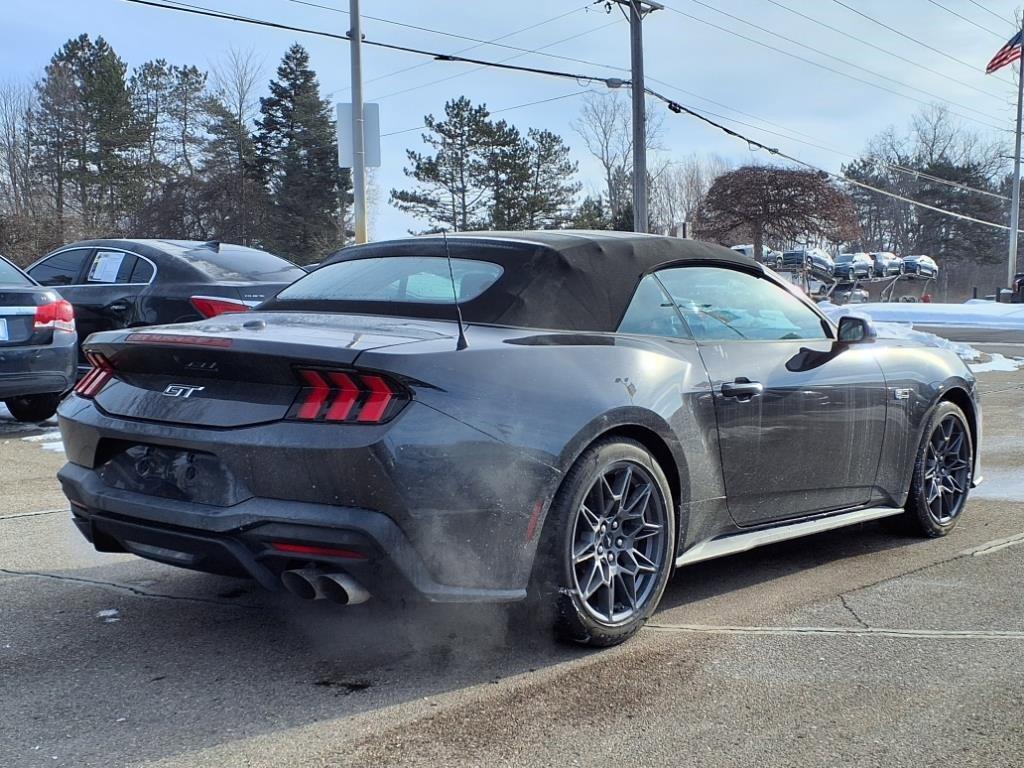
[{"xmin": 89, "ymin": 251, "xmax": 125, "ymax": 283}]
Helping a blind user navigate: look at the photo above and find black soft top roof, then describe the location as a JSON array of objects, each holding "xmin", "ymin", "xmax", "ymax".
[{"xmin": 284, "ymin": 230, "xmax": 761, "ymax": 333}]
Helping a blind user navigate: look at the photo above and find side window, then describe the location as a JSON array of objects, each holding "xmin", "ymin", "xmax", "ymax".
[
  {"xmin": 27, "ymin": 249, "xmax": 91, "ymax": 286},
  {"xmin": 656, "ymin": 266, "xmax": 829, "ymax": 342},
  {"xmin": 130, "ymin": 258, "xmax": 155, "ymax": 283},
  {"xmin": 87, "ymin": 250, "xmax": 138, "ymax": 284},
  {"xmin": 617, "ymin": 274, "xmax": 692, "ymax": 339}
]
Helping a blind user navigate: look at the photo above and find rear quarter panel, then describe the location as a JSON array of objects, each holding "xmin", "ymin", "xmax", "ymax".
[{"xmin": 356, "ymin": 326, "xmax": 731, "ymax": 553}]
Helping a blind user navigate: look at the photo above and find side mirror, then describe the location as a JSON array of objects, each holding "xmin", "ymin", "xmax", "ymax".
[{"xmin": 837, "ymin": 315, "xmax": 876, "ymax": 344}]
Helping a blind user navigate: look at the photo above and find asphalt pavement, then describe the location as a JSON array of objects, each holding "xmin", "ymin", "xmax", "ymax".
[{"xmin": 1, "ymin": 366, "xmax": 1022, "ymax": 768}]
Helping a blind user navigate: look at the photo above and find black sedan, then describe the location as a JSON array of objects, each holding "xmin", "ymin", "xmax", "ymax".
[
  {"xmin": 55, "ymin": 232, "xmax": 981, "ymax": 646},
  {"xmin": 0, "ymin": 254, "xmax": 76, "ymax": 422},
  {"xmin": 26, "ymin": 239, "xmax": 305, "ymax": 372}
]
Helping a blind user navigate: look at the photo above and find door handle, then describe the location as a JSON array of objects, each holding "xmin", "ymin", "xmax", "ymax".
[
  {"xmin": 721, "ymin": 378, "xmax": 764, "ymax": 401},
  {"xmin": 106, "ymin": 302, "xmax": 130, "ymax": 313}
]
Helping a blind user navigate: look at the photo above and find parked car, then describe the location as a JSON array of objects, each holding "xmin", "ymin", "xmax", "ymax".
[
  {"xmin": 902, "ymin": 254, "xmax": 938, "ymax": 279},
  {"xmin": 830, "ymin": 285, "xmax": 870, "ymax": 304},
  {"xmin": 0, "ymin": 253, "xmax": 76, "ymax": 422},
  {"xmin": 57, "ymin": 231, "xmax": 981, "ymax": 647},
  {"xmin": 25, "ymin": 239, "xmax": 305, "ymax": 372},
  {"xmin": 869, "ymin": 251, "xmax": 903, "ymax": 277},
  {"xmin": 832, "ymin": 252, "xmax": 873, "ymax": 281},
  {"xmin": 781, "ymin": 247, "xmax": 834, "ymax": 279},
  {"xmin": 730, "ymin": 244, "xmax": 782, "ymax": 269}
]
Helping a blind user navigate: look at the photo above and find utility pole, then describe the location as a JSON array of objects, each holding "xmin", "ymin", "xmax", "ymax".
[
  {"xmin": 1009, "ymin": 41, "xmax": 1024, "ymax": 289},
  {"xmin": 348, "ymin": 0, "xmax": 368, "ymax": 244},
  {"xmin": 610, "ymin": 0, "xmax": 662, "ymax": 233}
]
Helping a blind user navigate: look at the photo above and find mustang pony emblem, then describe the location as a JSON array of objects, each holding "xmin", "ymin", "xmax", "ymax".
[{"xmin": 162, "ymin": 384, "xmax": 206, "ymax": 399}]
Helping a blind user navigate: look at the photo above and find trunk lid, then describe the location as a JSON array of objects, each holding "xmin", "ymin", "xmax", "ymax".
[
  {"xmin": 0, "ymin": 287, "xmax": 59, "ymax": 346},
  {"xmin": 87, "ymin": 311, "xmax": 455, "ymax": 428}
]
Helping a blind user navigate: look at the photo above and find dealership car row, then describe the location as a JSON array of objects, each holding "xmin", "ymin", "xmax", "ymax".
[{"xmin": 730, "ymin": 244, "xmax": 940, "ymax": 282}]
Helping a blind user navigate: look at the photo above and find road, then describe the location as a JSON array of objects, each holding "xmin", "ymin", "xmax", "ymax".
[{"xmin": 1, "ymin": 366, "xmax": 1022, "ymax": 768}]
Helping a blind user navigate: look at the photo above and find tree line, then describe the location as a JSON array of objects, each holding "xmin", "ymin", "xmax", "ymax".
[{"xmin": 0, "ymin": 35, "xmax": 349, "ymax": 265}]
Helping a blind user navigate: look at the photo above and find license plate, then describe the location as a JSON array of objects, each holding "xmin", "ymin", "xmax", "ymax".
[{"xmin": 0, "ymin": 318, "xmax": 7, "ymax": 341}]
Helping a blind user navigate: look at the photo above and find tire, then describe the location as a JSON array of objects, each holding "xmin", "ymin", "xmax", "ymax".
[
  {"xmin": 899, "ymin": 401, "xmax": 973, "ymax": 538},
  {"xmin": 529, "ymin": 438, "xmax": 676, "ymax": 647},
  {"xmin": 4, "ymin": 393, "xmax": 61, "ymax": 423}
]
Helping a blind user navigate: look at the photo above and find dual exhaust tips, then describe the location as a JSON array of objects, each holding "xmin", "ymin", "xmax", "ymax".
[{"xmin": 280, "ymin": 568, "xmax": 370, "ymax": 605}]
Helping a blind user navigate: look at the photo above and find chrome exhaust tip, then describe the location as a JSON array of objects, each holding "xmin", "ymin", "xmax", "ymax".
[
  {"xmin": 317, "ymin": 573, "xmax": 370, "ymax": 605},
  {"xmin": 281, "ymin": 568, "xmax": 328, "ymax": 600}
]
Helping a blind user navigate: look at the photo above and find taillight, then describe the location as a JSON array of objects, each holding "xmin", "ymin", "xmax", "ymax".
[
  {"xmin": 74, "ymin": 352, "xmax": 115, "ymax": 398},
  {"xmin": 190, "ymin": 295, "xmax": 250, "ymax": 318},
  {"xmin": 34, "ymin": 299, "xmax": 75, "ymax": 333},
  {"xmin": 287, "ymin": 368, "xmax": 408, "ymax": 423}
]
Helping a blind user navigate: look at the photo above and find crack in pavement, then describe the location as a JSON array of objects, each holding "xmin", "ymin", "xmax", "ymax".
[
  {"xmin": 645, "ymin": 623, "xmax": 1024, "ymax": 641},
  {"xmin": 0, "ymin": 508, "xmax": 66, "ymax": 522},
  {"xmin": 0, "ymin": 567, "xmax": 256, "ymax": 609},
  {"xmin": 839, "ymin": 593, "xmax": 870, "ymax": 628}
]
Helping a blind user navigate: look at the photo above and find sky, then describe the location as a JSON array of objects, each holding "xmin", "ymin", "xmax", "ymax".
[{"xmin": 2, "ymin": 0, "xmax": 1021, "ymax": 240}]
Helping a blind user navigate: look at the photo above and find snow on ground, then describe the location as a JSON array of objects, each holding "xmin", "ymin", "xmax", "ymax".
[
  {"xmin": 838, "ymin": 300, "xmax": 1024, "ymax": 329},
  {"xmin": 969, "ymin": 354, "xmax": 1024, "ymax": 373},
  {"xmin": 20, "ymin": 429, "xmax": 65, "ymax": 454},
  {"xmin": 819, "ymin": 302, "xmax": 984, "ymax": 361}
]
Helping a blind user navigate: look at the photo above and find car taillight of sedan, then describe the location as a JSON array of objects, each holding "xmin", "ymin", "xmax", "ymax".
[
  {"xmin": 33, "ymin": 299, "xmax": 75, "ymax": 333},
  {"xmin": 190, "ymin": 295, "xmax": 251, "ymax": 318}
]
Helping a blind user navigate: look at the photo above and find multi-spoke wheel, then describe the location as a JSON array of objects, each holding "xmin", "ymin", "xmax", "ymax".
[
  {"xmin": 530, "ymin": 438, "xmax": 676, "ymax": 647},
  {"xmin": 902, "ymin": 401, "xmax": 973, "ymax": 537}
]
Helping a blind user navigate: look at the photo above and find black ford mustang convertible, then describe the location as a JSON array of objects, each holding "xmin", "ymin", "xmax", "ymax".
[{"xmin": 56, "ymin": 232, "xmax": 981, "ymax": 646}]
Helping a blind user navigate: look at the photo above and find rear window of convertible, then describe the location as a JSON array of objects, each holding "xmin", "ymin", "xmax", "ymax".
[{"xmin": 276, "ymin": 256, "xmax": 503, "ymax": 304}]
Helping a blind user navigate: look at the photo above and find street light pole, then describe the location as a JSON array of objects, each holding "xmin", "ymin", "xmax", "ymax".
[
  {"xmin": 348, "ymin": 0, "xmax": 368, "ymax": 244},
  {"xmin": 1009, "ymin": 47, "xmax": 1023, "ymax": 288}
]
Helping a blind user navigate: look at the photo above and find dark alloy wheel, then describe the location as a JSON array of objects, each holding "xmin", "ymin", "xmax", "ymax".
[
  {"xmin": 531, "ymin": 439, "xmax": 676, "ymax": 646},
  {"xmin": 902, "ymin": 401, "xmax": 973, "ymax": 537},
  {"xmin": 4, "ymin": 394, "xmax": 60, "ymax": 423}
]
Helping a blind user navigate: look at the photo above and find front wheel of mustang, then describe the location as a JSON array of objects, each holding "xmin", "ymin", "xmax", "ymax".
[
  {"xmin": 902, "ymin": 401, "xmax": 973, "ymax": 537},
  {"xmin": 536, "ymin": 439, "xmax": 676, "ymax": 647}
]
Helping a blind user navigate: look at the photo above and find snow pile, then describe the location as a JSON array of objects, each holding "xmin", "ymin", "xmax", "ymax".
[
  {"xmin": 834, "ymin": 300, "xmax": 1024, "ymax": 330},
  {"xmin": 970, "ymin": 353, "xmax": 1024, "ymax": 373},
  {"xmin": 21, "ymin": 429, "xmax": 65, "ymax": 454},
  {"xmin": 819, "ymin": 302, "xmax": 983, "ymax": 362}
]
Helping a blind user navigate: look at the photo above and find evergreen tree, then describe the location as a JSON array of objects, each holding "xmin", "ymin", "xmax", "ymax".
[
  {"xmin": 255, "ymin": 44, "xmax": 348, "ymax": 262},
  {"xmin": 570, "ymin": 196, "xmax": 611, "ymax": 229}
]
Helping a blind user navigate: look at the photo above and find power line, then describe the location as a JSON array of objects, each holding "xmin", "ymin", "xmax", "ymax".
[
  {"xmin": 370, "ymin": 20, "xmax": 623, "ymax": 102},
  {"xmin": 127, "ymin": 0, "xmax": 1015, "ymax": 231},
  {"xmin": 925, "ymin": 0, "xmax": 1005, "ymax": 39},
  {"xmin": 759, "ymin": 0, "xmax": 1007, "ymax": 100},
  {"xmin": 645, "ymin": 78, "xmax": 1010, "ymax": 200},
  {"xmin": 659, "ymin": 3, "xmax": 1009, "ymax": 132},
  {"xmin": 333, "ymin": 5, "xmax": 595, "ymax": 93},
  {"xmin": 380, "ymin": 89, "xmax": 596, "ymax": 137},
  {"xmin": 965, "ymin": 0, "xmax": 1015, "ymax": 28},
  {"xmin": 123, "ymin": 0, "xmax": 625, "ymax": 87},
  {"xmin": 677, "ymin": 0, "xmax": 1007, "ymax": 121},
  {"xmin": 830, "ymin": 0, "xmax": 1015, "ymax": 86},
  {"xmin": 283, "ymin": 0, "xmax": 626, "ymax": 76},
  {"xmin": 645, "ymin": 86, "xmax": 1021, "ymax": 233}
]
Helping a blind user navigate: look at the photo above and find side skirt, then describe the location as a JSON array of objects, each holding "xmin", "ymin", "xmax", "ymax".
[{"xmin": 675, "ymin": 506, "xmax": 904, "ymax": 568}]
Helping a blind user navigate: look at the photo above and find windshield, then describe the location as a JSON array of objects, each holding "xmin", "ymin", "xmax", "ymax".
[
  {"xmin": 276, "ymin": 256, "xmax": 504, "ymax": 304},
  {"xmin": 836, "ymin": 254, "xmax": 853, "ymax": 262},
  {"xmin": 179, "ymin": 245, "xmax": 305, "ymax": 283},
  {"xmin": 0, "ymin": 257, "xmax": 33, "ymax": 286}
]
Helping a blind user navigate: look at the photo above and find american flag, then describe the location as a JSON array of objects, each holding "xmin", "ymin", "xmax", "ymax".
[{"xmin": 986, "ymin": 30, "xmax": 1022, "ymax": 74}]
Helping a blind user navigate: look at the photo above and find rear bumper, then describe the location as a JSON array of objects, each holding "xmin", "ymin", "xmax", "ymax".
[
  {"xmin": 0, "ymin": 337, "xmax": 76, "ymax": 398},
  {"xmin": 56, "ymin": 395, "xmax": 563, "ymax": 601},
  {"xmin": 60, "ymin": 462, "xmax": 524, "ymax": 602}
]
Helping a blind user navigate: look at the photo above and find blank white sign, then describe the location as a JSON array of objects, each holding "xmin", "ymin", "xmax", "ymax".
[{"xmin": 336, "ymin": 102, "xmax": 381, "ymax": 168}]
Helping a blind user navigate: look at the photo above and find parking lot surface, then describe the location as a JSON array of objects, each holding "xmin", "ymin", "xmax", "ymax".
[{"xmin": 2, "ymin": 367, "xmax": 1022, "ymax": 768}]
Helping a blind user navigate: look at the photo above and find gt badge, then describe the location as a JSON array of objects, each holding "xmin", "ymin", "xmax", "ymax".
[{"xmin": 163, "ymin": 384, "xmax": 206, "ymax": 399}]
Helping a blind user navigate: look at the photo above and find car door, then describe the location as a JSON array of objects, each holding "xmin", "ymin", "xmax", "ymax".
[
  {"xmin": 70, "ymin": 249, "xmax": 153, "ymax": 347},
  {"xmin": 655, "ymin": 265, "xmax": 888, "ymax": 526}
]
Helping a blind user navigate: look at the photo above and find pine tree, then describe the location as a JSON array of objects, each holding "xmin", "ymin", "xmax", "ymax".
[{"xmin": 255, "ymin": 44, "xmax": 348, "ymax": 262}]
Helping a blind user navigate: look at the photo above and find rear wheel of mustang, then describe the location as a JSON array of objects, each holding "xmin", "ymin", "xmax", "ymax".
[
  {"xmin": 901, "ymin": 401, "xmax": 973, "ymax": 538},
  {"xmin": 535, "ymin": 438, "xmax": 675, "ymax": 647},
  {"xmin": 4, "ymin": 394, "xmax": 60, "ymax": 423}
]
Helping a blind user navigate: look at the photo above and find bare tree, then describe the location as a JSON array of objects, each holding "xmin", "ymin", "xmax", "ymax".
[
  {"xmin": 571, "ymin": 91, "xmax": 663, "ymax": 217},
  {"xmin": 0, "ymin": 81, "xmax": 35, "ymax": 217},
  {"xmin": 695, "ymin": 165, "xmax": 860, "ymax": 259},
  {"xmin": 649, "ymin": 153, "xmax": 732, "ymax": 232}
]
